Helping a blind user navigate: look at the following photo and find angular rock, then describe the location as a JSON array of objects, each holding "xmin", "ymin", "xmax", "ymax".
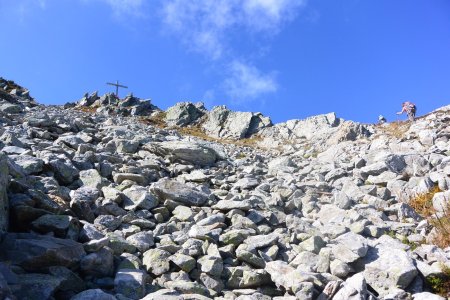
[
  {"xmin": 126, "ymin": 231, "xmax": 154, "ymax": 252},
  {"xmin": 331, "ymin": 232, "xmax": 368, "ymax": 263},
  {"xmin": 114, "ymin": 269, "xmax": 147, "ymax": 300},
  {"xmin": 363, "ymin": 247, "xmax": 418, "ymax": 295},
  {"xmin": 143, "ymin": 248, "xmax": 171, "ymax": 276},
  {"xmin": 152, "ymin": 140, "xmax": 219, "ymax": 166},
  {"xmin": 122, "ymin": 185, "xmax": 159, "ymax": 210},
  {"xmin": 80, "ymin": 246, "xmax": 114, "ymax": 277},
  {"xmin": 0, "ymin": 233, "xmax": 85, "ymax": 271},
  {"xmin": 152, "ymin": 178, "xmax": 209, "ymax": 206},
  {"xmin": 79, "ymin": 169, "xmax": 107, "ymax": 189},
  {"xmin": 31, "ymin": 214, "xmax": 80, "ymax": 239},
  {"xmin": 165, "ymin": 102, "xmax": 205, "ymax": 126},
  {"xmin": 14, "ymin": 273, "xmax": 63, "ymax": 300},
  {"xmin": 170, "ymin": 253, "xmax": 196, "ymax": 272},
  {"xmin": 332, "ymin": 273, "xmax": 367, "ymax": 300},
  {"xmin": 71, "ymin": 289, "xmax": 117, "ymax": 300}
]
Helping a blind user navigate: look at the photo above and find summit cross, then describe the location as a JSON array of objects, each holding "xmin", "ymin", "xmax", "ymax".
[{"xmin": 106, "ymin": 80, "xmax": 128, "ymax": 97}]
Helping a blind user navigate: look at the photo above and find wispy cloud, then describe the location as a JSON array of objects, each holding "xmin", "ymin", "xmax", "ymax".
[
  {"xmin": 161, "ymin": 0, "xmax": 305, "ymax": 103},
  {"xmin": 80, "ymin": 0, "xmax": 145, "ymax": 18},
  {"xmin": 224, "ymin": 60, "xmax": 278, "ymax": 101},
  {"xmin": 161, "ymin": 0, "xmax": 306, "ymax": 60},
  {"xmin": 101, "ymin": 0, "xmax": 145, "ymax": 17}
]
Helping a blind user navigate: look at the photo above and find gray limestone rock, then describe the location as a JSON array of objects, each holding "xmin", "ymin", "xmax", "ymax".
[
  {"xmin": 80, "ymin": 246, "xmax": 114, "ymax": 277},
  {"xmin": 332, "ymin": 273, "xmax": 367, "ymax": 300},
  {"xmin": 31, "ymin": 214, "xmax": 80, "ymax": 238},
  {"xmin": 197, "ymin": 254, "xmax": 223, "ymax": 277},
  {"xmin": 0, "ymin": 233, "xmax": 85, "ymax": 271},
  {"xmin": 14, "ymin": 273, "xmax": 63, "ymax": 300},
  {"xmin": 152, "ymin": 178, "xmax": 209, "ymax": 206},
  {"xmin": 265, "ymin": 261, "xmax": 318, "ymax": 294},
  {"xmin": 170, "ymin": 253, "xmax": 196, "ymax": 272},
  {"xmin": 71, "ymin": 289, "xmax": 117, "ymax": 300},
  {"xmin": 331, "ymin": 232, "xmax": 368, "ymax": 263},
  {"xmin": 363, "ymin": 237, "xmax": 418, "ymax": 296},
  {"xmin": 9, "ymin": 154, "xmax": 43, "ymax": 175},
  {"xmin": 79, "ymin": 169, "xmax": 108, "ymax": 189},
  {"xmin": 126, "ymin": 231, "xmax": 154, "ymax": 252},
  {"xmin": 114, "ymin": 269, "xmax": 147, "ymax": 300},
  {"xmin": 150, "ymin": 140, "xmax": 219, "ymax": 166},
  {"xmin": 143, "ymin": 248, "xmax": 171, "ymax": 276},
  {"xmin": 122, "ymin": 185, "xmax": 159, "ymax": 210},
  {"xmin": 165, "ymin": 102, "xmax": 205, "ymax": 126}
]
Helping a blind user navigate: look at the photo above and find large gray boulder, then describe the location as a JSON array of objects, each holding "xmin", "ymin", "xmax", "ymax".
[
  {"xmin": 0, "ymin": 153, "xmax": 8, "ymax": 232},
  {"xmin": 114, "ymin": 269, "xmax": 147, "ymax": 299},
  {"xmin": 0, "ymin": 233, "xmax": 85, "ymax": 271},
  {"xmin": 71, "ymin": 289, "xmax": 117, "ymax": 300},
  {"xmin": 202, "ymin": 106, "xmax": 271, "ymax": 139},
  {"xmin": 165, "ymin": 102, "xmax": 205, "ymax": 126},
  {"xmin": 147, "ymin": 140, "xmax": 220, "ymax": 166},
  {"xmin": 152, "ymin": 178, "xmax": 209, "ymax": 206},
  {"xmin": 332, "ymin": 273, "xmax": 367, "ymax": 300},
  {"xmin": 265, "ymin": 261, "xmax": 318, "ymax": 294},
  {"xmin": 14, "ymin": 273, "xmax": 64, "ymax": 300},
  {"xmin": 362, "ymin": 236, "xmax": 418, "ymax": 296}
]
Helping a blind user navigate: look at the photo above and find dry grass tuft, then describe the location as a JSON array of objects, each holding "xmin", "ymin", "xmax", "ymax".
[
  {"xmin": 177, "ymin": 125, "xmax": 264, "ymax": 148},
  {"xmin": 409, "ymin": 186, "xmax": 450, "ymax": 248},
  {"xmin": 409, "ymin": 186, "xmax": 441, "ymax": 217},
  {"xmin": 139, "ymin": 111, "xmax": 167, "ymax": 128},
  {"xmin": 379, "ymin": 121, "xmax": 411, "ymax": 139},
  {"xmin": 430, "ymin": 212, "xmax": 450, "ymax": 249},
  {"xmin": 74, "ymin": 106, "xmax": 99, "ymax": 114},
  {"xmin": 177, "ymin": 125, "xmax": 212, "ymax": 141},
  {"xmin": 408, "ymin": 187, "xmax": 450, "ymax": 296}
]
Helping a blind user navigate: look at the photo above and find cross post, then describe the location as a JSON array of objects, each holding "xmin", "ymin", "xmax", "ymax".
[{"xmin": 106, "ymin": 80, "xmax": 128, "ymax": 97}]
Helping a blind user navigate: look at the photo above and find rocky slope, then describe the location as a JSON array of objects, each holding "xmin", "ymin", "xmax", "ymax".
[{"xmin": 0, "ymin": 81, "xmax": 449, "ymax": 300}]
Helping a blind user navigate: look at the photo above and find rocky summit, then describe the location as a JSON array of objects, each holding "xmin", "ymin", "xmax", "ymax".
[{"xmin": 0, "ymin": 78, "xmax": 449, "ymax": 300}]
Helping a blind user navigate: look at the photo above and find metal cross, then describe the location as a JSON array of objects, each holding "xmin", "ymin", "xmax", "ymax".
[{"xmin": 106, "ymin": 80, "xmax": 128, "ymax": 97}]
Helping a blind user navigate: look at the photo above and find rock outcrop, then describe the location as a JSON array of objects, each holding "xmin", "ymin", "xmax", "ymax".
[
  {"xmin": 0, "ymin": 77, "xmax": 449, "ymax": 299},
  {"xmin": 164, "ymin": 102, "xmax": 273, "ymax": 140},
  {"xmin": 0, "ymin": 153, "xmax": 8, "ymax": 232},
  {"xmin": 74, "ymin": 92, "xmax": 159, "ymax": 117}
]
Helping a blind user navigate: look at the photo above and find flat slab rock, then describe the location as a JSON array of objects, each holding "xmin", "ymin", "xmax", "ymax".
[
  {"xmin": 0, "ymin": 233, "xmax": 85, "ymax": 271},
  {"xmin": 155, "ymin": 140, "xmax": 219, "ymax": 166},
  {"xmin": 152, "ymin": 178, "xmax": 209, "ymax": 206},
  {"xmin": 363, "ymin": 243, "xmax": 418, "ymax": 296}
]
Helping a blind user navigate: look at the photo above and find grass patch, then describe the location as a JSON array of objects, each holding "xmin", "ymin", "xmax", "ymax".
[
  {"xmin": 73, "ymin": 106, "xmax": 99, "ymax": 113},
  {"xmin": 139, "ymin": 111, "xmax": 167, "ymax": 128},
  {"xmin": 408, "ymin": 186, "xmax": 450, "ymax": 248},
  {"xmin": 409, "ymin": 186, "xmax": 441, "ymax": 217},
  {"xmin": 236, "ymin": 152, "xmax": 247, "ymax": 159},
  {"xmin": 426, "ymin": 264, "xmax": 450, "ymax": 298},
  {"xmin": 378, "ymin": 121, "xmax": 411, "ymax": 139}
]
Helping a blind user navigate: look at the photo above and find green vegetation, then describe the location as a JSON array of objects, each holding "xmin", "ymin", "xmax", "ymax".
[{"xmin": 426, "ymin": 264, "xmax": 450, "ymax": 298}]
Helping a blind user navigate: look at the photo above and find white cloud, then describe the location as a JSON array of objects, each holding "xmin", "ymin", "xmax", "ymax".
[
  {"xmin": 161, "ymin": 0, "xmax": 306, "ymax": 59},
  {"xmin": 243, "ymin": 0, "xmax": 306, "ymax": 32},
  {"xmin": 224, "ymin": 61, "xmax": 278, "ymax": 101},
  {"xmin": 104, "ymin": 0, "xmax": 144, "ymax": 16},
  {"xmin": 82, "ymin": 0, "xmax": 145, "ymax": 18}
]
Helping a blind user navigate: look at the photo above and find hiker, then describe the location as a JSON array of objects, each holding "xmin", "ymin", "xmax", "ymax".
[
  {"xmin": 396, "ymin": 101, "xmax": 416, "ymax": 121},
  {"xmin": 378, "ymin": 115, "xmax": 387, "ymax": 124}
]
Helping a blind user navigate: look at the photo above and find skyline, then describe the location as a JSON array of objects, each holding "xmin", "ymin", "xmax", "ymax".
[{"xmin": 1, "ymin": 0, "xmax": 450, "ymax": 124}]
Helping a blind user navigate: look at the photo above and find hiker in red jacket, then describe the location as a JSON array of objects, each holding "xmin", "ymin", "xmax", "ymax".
[{"xmin": 397, "ymin": 101, "xmax": 416, "ymax": 121}]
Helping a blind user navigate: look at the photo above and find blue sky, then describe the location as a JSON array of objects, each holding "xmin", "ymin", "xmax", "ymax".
[{"xmin": 1, "ymin": 0, "xmax": 450, "ymax": 124}]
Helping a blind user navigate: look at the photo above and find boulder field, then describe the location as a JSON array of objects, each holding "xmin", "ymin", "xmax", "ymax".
[{"xmin": 0, "ymin": 78, "xmax": 449, "ymax": 299}]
